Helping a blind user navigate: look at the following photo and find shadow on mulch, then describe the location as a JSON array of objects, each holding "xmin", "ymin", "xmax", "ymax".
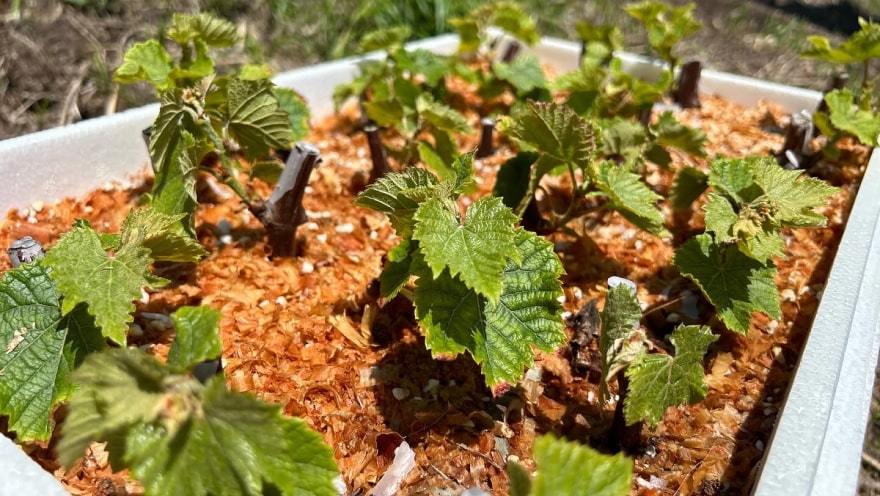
[{"xmin": 720, "ymin": 208, "xmax": 849, "ymax": 493}]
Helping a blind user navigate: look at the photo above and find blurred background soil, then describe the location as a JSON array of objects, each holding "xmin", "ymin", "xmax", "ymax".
[{"xmin": 2, "ymin": 0, "xmax": 880, "ymax": 492}]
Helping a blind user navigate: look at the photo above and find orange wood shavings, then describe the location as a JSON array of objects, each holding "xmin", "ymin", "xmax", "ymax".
[{"xmin": 0, "ymin": 89, "xmax": 869, "ymax": 496}]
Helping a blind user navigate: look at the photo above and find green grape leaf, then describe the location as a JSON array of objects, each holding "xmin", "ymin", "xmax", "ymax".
[
  {"xmin": 595, "ymin": 161, "xmax": 668, "ymax": 236},
  {"xmin": 379, "ymin": 240, "xmax": 415, "ymax": 299},
  {"xmin": 418, "ymin": 142, "xmax": 454, "ymax": 182},
  {"xmin": 169, "ymin": 40, "xmax": 214, "ymax": 82},
  {"xmin": 274, "ymin": 88, "xmax": 311, "ymax": 141},
  {"xmin": 703, "ymin": 193, "xmax": 786, "ymax": 262},
  {"xmin": 354, "ymin": 167, "xmax": 441, "ymax": 237},
  {"xmin": 551, "ymin": 62, "xmax": 606, "ymax": 93},
  {"xmin": 706, "ymin": 156, "xmax": 757, "ymax": 204},
  {"xmin": 414, "ymin": 268, "xmax": 481, "ymax": 358},
  {"xmin": 498, "ymin": 101, "xmax": 597, "ymax": 169},
  {"xmin": 478, "ymin": 230, "xmax": 565, "ymax": 385},
  {"xmin": 113, "ymin": 40, "xmax": 174, "ymax": 90},
  {"xmin": 414, "ymin": 229, "xmax": 565, "ymax": 387},
  {"xmin": 396, "ymin": 49, "xmax": 449, "ymax": 86},
  {"xmin": 704, "ymin": 157, "xmax": 838, "ymax": 261},
  {"xmin": 167, "ymin": 12, "xmax": 238, "ymax": 47},
  {"xmin": 599, "ymin": 281, "xmax": 647, "ymax": 402},
  {"xmin": 450, "ymin": 17, "xmax": 481, "ymax": 53},
  {"xmin": 821, "ymin": 89, "xmax": 880, "ymax": 146},
  {"xmin": 740, "ymin": 230, "xmax": 787, "ymax": 262},
  {"xmin": 363, "ymin": 99, "xmax": 406, "ymax": 128},
  {"xmin": 0, "ymin": 264, "xmax": 103, "ymax": 441},
  {"xmin": 122, "ymin": 207, "xmax": 207, "ymax": 263},
  {"xmin": 802, "ymin": 18, "xmax": 880, "ymax": 64},
  {"xmin": 238, "ymin": 64, "xmax": 274, "ymax": 81},
  {"xmin": 492, "ymin": 55, "xmax": 546, "ymax": 94},
  {"xmin": 431, "ymin": 128, "xmax": 459, "ymax": 167},
  {"xmin": 604, "ymin": 58, "xmax": 671, "ymax": 114},
  {"xmin": 490, "ymin": 2, "xmax": 540, "ymax": 45},
  {"xmin": 651, "ymin": 111, "xmax": 706, "ymax": 156},
  {"xmin": 494, "ymin": 151, "xmax": 539, "ymax": 212},
  {"xmin": 575, "ymin": 21, "xmax": 623, "ymax": 66},
  {"xmin": 531, "ymin": 434, "xmax": 632, "ymax": 496},
  {"xmin": 625, "ymin": 1, "xmax": 700, "ymax": 65},
  {"xmin": 416, "ymin": 95, "xmax": 472, "ymax": 135},
  {"xmin": 357, "ymin": 26, "xmax": 411, "ymax": 53},
  {"xmin": 702, "ymin": 193, "xmax": 740, "ymax": 242},
  {"xmin": 507, "ymin": 459, "xmax": 532, "ymax": 496},
  {"xmin": 149, "ymin": 90, "xmax": 197, "ymax": 176},
  {"xmin": 624, "ymin": 325, "xmax": 718, "ymax": 426},
  {"xmin": 250, "ymin": 160, "xmax": 284, "ymax": 184},
  {"xmin": 674, "ymin": 234, "xmax": 780, "ymax": 334},
  {"xmin": 812, "ymin": 110, "xmax": 840, "ymax": 141},
  {"xmin": 150, "ymin": 129, "xmax": 203, "ymax": 236},
  {"xmin": 450, "ymin": 151, "xmax": 476, "ymax": 194},
  {"xmin": 751, "ymin": 156, "xmax": 839, "ymax": 226},
  {"xmin": 598, "ymin": 117, "xmax": 648, "ymax": 166},
  {"xmin": 167, "ymin": 306, "xmax": 222, "ymax": 371},
  {"xmin": 43, "ymin": 223, "xmax": 168, "ymax": 345},
  {"xmin": 413, "ymin": 196, "xmax": 519, "ymax": 302},
  {"xmin": 669, "ymin": 166, "xmax": 707, "ymax": 212},
  {"xmin": 58, "ymin": 348, "xmax": 339, "ymax": 496},
  {"xmin": 226, "ymin": 77, "xmax": 294, "ymax": 160},
  {"xmin": 74, "ymin": 219, "xmax": 121, "ymax": 250}
]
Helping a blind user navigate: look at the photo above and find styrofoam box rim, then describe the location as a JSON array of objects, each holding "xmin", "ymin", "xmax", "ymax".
[{"xmin": 1, "ymin": 34, "xmax": 878, "ymax": 496}]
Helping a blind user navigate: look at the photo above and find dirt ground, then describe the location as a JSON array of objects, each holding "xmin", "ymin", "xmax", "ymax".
[
  {"xmin": 1, "ymin": 0, "xmax": 874, "ymax": 140},
  {"xmin": 3, "ymin": 0, "xmax": 880, "ymax": 493}
]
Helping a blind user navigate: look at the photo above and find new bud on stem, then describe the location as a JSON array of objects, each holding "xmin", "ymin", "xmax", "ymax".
[
  {"xmin": 8, "ymin": 236, "xmax": 44, "ymax": 268},
  {"xmin": 476, "ymin": 117, "xmax": 496, "ymax": 158},
  {"xmin": 257, "ymin": 142, "xmax": 322, "ymax": 258}
]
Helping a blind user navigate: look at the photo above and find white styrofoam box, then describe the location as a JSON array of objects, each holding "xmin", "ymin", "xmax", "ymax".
[
  {"xmin": 752, "ymin": 150, "xmax": 880, "ymax": 496},
  {"xmin": 0, "ymin": 34, "xmax": 878, "ymax": 496},
  {"xmin": 0, "ymin": 435, "xmax": 68, "ymax": 495}
]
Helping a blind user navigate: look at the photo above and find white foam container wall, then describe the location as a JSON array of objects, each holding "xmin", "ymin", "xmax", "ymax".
[{"xmin": 0, "ymin": 34, "xmax": 877, "ymax": 496}]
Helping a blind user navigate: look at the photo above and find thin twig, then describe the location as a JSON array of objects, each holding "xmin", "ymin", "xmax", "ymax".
[
  {"xmin": 59, "ymin": 61, "xmax": 91, "ymax": 126},
  {"xmin": 428, "ymin": 463, "xmax": 458, "ymax": 484},
  {"xmin": 672, "ymin": 459, "xmax": 704, "ymax": 496},
  {"xmin": 104, "ymin": 83, "xmax": 119, "ymax": 116},
  {"xmin": 863, "ymin": 451, "xmax": 880, "ymax": 474},
  {"xmin": 66, "ymin": 15, "xmax": 103, "ymax": 51},
  {"xmin": 455, "ymin": 442, "xmax": 504, "ymax": 471}
]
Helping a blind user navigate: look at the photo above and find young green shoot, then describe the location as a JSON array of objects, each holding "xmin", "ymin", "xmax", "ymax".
[
  {"xmin": 115, "ymin": 12, "xmax": 313, "ymax": 256},
  {"xmin": 355, "ymin": 153, "xmax": 566, "ymax": 388}
]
